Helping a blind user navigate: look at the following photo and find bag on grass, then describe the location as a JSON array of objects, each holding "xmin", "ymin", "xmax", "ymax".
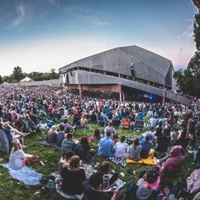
[{"xmin": 25, "ymin": 155, "xmax": 37, "ymax": 166}]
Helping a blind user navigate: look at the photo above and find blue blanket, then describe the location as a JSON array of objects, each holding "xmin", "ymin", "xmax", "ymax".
[{"xmin": 2, "ymin": 163, "xmax": 42, "ymax": 185}]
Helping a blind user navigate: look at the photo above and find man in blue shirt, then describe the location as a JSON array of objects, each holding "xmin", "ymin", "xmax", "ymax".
[
  {"xmin": 97, "ymin": 130, "xmax": 115, "ymax": 157},
  {"xmin": 139, "ymin": 135, "xmax": 152, "ymax": 158},
  {"xmin": 56, "ymin": 124, "xmax": 66, "ymax": 147}
]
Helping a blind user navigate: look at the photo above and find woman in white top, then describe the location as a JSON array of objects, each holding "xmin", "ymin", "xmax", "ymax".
[
  {"xmin": 9, "ymin": 139, "xmax": 33, "ymax": 170},
  {"xmin": 114, "ymin": 135, "xmax": 128, "ymax": 160}
]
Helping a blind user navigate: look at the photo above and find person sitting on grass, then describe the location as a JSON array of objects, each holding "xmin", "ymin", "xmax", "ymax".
[
  {"xmin": 104, "ymin": 121, "xmax": 118, "ymax": 140},
  {"xmin": 127, "ymin": 137, "xmax": 142, "ymax": 162},
  {"xmin": 97, "ymin": 130, "xmax": 115, "ymax": 157},
  {"xmin": 74, "ymin": 136, "xmax": 92, "ymax": 162},
  {"xmin": 56, "ymin": 124, "xmax": 66, "ymax": 147},
  {"xmin": 58, "ymin": 151, "xmax": 75, "ymax": 175},
  {"xmin": 85, "ymin": 172, "xmax": 125, "ymax": 200},
  {"xmin": 0, "ymin": 117, "xmax": 27, "ymax": 147},
  {"xmin": 61, "ymin": 155, "xmax": 86, "ymax": 197},
  {"xmin": 80, "ymin": 114, "xmax": 89, "ymax": 129},
  {"xmin": 91, "ymin": 128, "xmax": 103, "ymax": 142},
  {"xmin": 114, "ymin": 135, "xmax": 128, "ymax": 160},
  {"xmin": 61, "ymin": 133, "xmax": 76, "ymax": 154},
  {"xmin": 154, "ymin": 145, "xmax": 186, "ymax": 177},
  {"xmin": 46, "ymin": 125, "xmax": 57, "ymax": 144},
  {"xmin": 98, "ymin": 161, "xmax": 118, "ymax": 190},
  {"xmin": 128, "ymin": 168, "xmax": 160, "ymax": 200},
  {"xmin": 9, "ymin": 139, "xmax": 35, "ymax": 170},
  {"xmin": 139, "ymin": 135, "xmax": 153, "ymax": 159}
]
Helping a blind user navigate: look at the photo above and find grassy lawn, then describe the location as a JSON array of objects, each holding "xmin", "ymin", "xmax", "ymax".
[{"xmin": 0, "ymin": 119, "xmax": 197, "ymax": 200}]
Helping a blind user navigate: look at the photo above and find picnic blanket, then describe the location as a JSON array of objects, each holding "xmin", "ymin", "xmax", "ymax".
[
  {"xmin": 126, "ymin": 157, "xmax": 155, "ymax": 165},
  {"xmin": 126, "ymin": 149, "xmax": 155, "ymax": 165},
  {"xmin": 1, "ymin": 163, "xmax": 42, "ymax": 185},
  {"xmin": 52, "ymin": 167, "xmax": 126, "ymax": 199},
  {"xmin": 51, "ymin": 172, "xmax": 84, "ymax": 200},
  {"xmin": 108, "ymin": 149, "xmax": 155, "ymax": 166},
  {"xmin": 38, "ymin": 139, "xmax": 55, "ymax": 147}
]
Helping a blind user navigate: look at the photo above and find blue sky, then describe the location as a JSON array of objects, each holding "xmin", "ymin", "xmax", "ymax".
[{"xmin": 0, "ymin": 0, "xmax": 197, "ymax": 76}]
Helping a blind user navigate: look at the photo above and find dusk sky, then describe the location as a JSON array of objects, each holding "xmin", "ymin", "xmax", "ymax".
[{"xmin": 0, "ymin": 0, "xmax": 197, "ymax": 76}]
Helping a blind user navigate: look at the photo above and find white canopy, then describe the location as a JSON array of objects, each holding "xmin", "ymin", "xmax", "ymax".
[{"xmin": 20, "ymin": 76, "xmax": 33, "ymax": 83}]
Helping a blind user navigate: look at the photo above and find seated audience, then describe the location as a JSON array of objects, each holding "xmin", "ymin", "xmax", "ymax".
[
  {"xmin": 162, "ymin": 120, "xmax": 171, "ymax": 138},
  {"xmin": 114, "ymin": 135, "xmax": 128, "ymax": 160},
  {"xmin": 61, "ymin": 155, "xmax": 86, "ymax": 196},
  {"xmin": 56, "ymin": 124, "xmax": 66, "ymax": 147},
  {"xmin": 85, "ymin": 172, "xmax": 125, "ymax": 200},
  {"xmin": 140, "ymin": 127, "xmax": 155, "ymax": 144},
  {"xmin": 46, "ymin": 125, "xmax": 57, "ymax": 144},
  {"xmin": 155, "ymin": 121, "xmax": 163, "ymax": 138},
  {"xmin": 92, "ymin": 128, "xmax": 103, "ymax": 142},
  {"xmin": 74, "ymin": 136, "xmax": 92, "ymax": 162},
  {"xmin": 188, "ymin": 146, "xmax": 200, "ymax": 169},
  {"xmin": 23, "ymin": 114, "xmax": 37, "ymax": 133},
  {"xmin": 58, "ymin": 151, "xmax": 75, "ymax": 175},
  {"xmin": 9, "ymin": 139, "xmax": 34, "ymax": 170},
  {"xmin": 98, "ymin": 161, "xmax": 118, "ymax": 189},
  {"xmin": 104, "ymin": 121, "xmax": 118, "ymax": 139},
  {"xmin": 154, "ymin": 145, "xmax": 186, "ymax": 176},
  {"xmin": 139, "ymin": 135, "xmax": 153, "ymax": 159},
  {"xmin": 97, "ymin": 130, "xmax": 115, "ymax": 157},
  {"xmin": 61, "ymin": 133, "xmax": 76, "ymax": 154},
  {"xmin": 80, "ymin": 114, "xmax": 89, "ymax": 129},
  {"xmin": 130, "ymin": 168, "xmax": 160, "ymax": 200},
  {"xmin": 127, "ymin": 137, "xmax": 142, "ymax": 161}
]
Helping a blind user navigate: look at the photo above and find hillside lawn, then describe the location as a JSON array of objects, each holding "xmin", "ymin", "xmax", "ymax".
[{"xmin": 0, "ymin": 118, "xmax": 197, "ymax": 200}]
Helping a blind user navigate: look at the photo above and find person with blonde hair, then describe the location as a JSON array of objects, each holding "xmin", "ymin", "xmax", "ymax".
[
  {"xmin": 61, "ymin": 155, "xmax": 86, "ymax": 196},
  {"xmin": 46, "ymin": 125, "xmax": 57, "ymax": 143},
  {"xmin": 9, "ymin": 139, "xmax": 33, "ymax": 170}
]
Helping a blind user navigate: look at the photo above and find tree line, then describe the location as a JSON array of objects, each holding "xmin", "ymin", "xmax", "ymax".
[{"xmin": 0, "ymin": 67, "xmax": 60, "ymax": 84}]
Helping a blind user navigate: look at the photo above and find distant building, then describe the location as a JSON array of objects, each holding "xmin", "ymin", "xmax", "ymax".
[{"xmin": 59, "ymin": 45, "xmax": 190, "ymax": 104}]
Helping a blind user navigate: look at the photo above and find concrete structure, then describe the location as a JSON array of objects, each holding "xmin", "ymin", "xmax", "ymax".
[{"xmin": 59, "ymin": 45, "xmax": 191, "ymax": 104}]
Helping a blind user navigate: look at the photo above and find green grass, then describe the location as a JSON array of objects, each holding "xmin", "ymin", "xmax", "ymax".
[{"xmin": 0, "ymin": 120, "xmax": 197, "ymax": 200}]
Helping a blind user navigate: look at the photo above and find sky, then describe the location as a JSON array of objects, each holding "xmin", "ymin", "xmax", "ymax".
[{"xmin": 0, "ymin": 0, "xmax": 198, "ymax": 76}]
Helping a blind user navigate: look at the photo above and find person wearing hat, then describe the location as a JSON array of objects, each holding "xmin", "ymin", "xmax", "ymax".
[{"xmin": 131, "ymin": 168, "xmax": 160, "ymax": 200}]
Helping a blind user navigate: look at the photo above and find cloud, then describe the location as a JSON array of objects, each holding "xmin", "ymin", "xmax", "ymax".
[
  {"xmin": 178, "ymin": 19, "xmax": 193, "ymax": 39},
  {"xmin": 64, "ymin": 6, "xmax": 109, "ymax": 27},
  {"xmin": 48, "ymin": 0, "xmax": 59, "ymax": 8},
  {"xmin": 9, "ymin": 1, "xmax": 29, "ymax": 29}
]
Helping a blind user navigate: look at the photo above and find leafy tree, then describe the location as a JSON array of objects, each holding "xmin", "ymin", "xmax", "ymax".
[
  {"xmin": 0, "ymin": 75, "xmax": 2, "ymax": 84},
  {"xmin": 174, "ymin": 0, "xmax": 200, "ymax": 98},
  {"xmin": 12, "ymin": 66, "xmax": 24, "ymax": 82},
  {"xmin": 3, "ymin": 75, "xmax": 13, "ymax": 83},
  {"xmin": 28, "ymin": 71, "xmax": 43, "ymax": 81}
]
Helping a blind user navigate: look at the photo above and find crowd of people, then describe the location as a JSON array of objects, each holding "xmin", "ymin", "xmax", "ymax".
[{"xmin": 0, "ymin": 84, "xmax": 200, "ymax": 199}]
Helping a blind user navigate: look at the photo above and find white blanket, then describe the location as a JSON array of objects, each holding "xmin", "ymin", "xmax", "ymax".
[{"xmin": 2, "ymin": 163, "xmax": 42, "ymax": 185}]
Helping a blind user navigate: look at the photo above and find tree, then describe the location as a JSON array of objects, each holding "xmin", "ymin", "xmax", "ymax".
[
  {"xmin": 0, "ymin": 75, "xmax": 2, "ymax": 84},
  {"xmin": 50, "ymin": 68, "xmax": 59, "ymax": 79},
  {"xmin": 174, "ymin": 0, "xmax": 200, "ymax": 98},
  {"xmin": 12, "ymin": 66, "xmax": 24, "ymax": 82}
]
